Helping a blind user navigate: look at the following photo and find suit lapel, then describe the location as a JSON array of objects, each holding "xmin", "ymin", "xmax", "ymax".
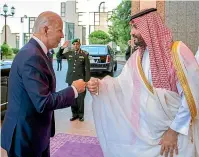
[
  {"xmin": 29, "ymin": 38, "xmax": 56, "ymax": 91},
  {"xmin": 46, "ymin": 58, "xmax": 56, "ymax": 91}
]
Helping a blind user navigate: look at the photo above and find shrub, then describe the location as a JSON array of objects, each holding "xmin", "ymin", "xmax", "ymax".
[
  {"xmin": 1, "ymin": 43, "xmax": 13, "ymax": 58},
  {"xmin": 89, "ymin": 30, "xmax": 111, "ymax": 45},
  {"xmin": 12, "ymin": 48, "xmax": 19, "ymax": 54}
]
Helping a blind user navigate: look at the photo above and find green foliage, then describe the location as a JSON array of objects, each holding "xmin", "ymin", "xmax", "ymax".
[
  {"xmin": 12, "ymin": 48, "xmax": 19, "ymax": 54},
  {"xmin": 5, "ymin": 55, "xmax": 15, "ymax": 59},
  {"xmin": 1, "ymin": 43, "xmax": 13, "ymax": 58},
  {"xmin": 1, "ymin": 44, "xmax": 9, "ymax": 55},
  {"xmin": 108, "ymin": 0, "xmax": 131, "ymax": 53},
  {"xmin": 89, "ymin": 30, "xmax": 111, "ymax": 45}
]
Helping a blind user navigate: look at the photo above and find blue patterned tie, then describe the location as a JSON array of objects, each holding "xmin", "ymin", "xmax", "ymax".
[{"xmin": 47, "ymin": 51, "xmax": 53, "ymax": 67}]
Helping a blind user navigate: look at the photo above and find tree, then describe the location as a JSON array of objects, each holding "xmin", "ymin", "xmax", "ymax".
[
  {"xmin": 108, "ymin": 0, "xmax": 131, "ymax": 53},
  {"xmin": 89, "ymin": 30, "xmax": 111, "ymax": 45},
  {"xmin": 1, "ymin": 43, "xmax": 13, "ymax": 58}
]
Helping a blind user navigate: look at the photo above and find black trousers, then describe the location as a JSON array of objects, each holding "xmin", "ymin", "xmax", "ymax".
[
  {"xmin": 71, "ymin": 90, "xmax": 86, "ymax": 118},
  {"xmin": 8, "ymin": 144, "xmax": 50, "ymax": 157},
  {"xmin": 57, "ymin": 60, "xmax": 62, "ymax": 71}
]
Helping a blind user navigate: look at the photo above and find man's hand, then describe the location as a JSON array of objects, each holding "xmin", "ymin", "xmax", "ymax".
[
  {"xmin": 87, "ymin": 77, "xmax": 99, "ymax": 95},
  {"xmin": 128, "ymin": 40, "xmax": 132, "ymax": 46},
  {"xmin": 62, "ymin": 40, "xmax": 70, "ymax": 48},
  {"xmin": 72, "ymin": 79, "xmax": 86, "ymax": 93},
  {"xmin": 128, "ymin": 39, "xmax": 135, "ymax": 48},
  {"xmin": 160, "ymin": 128, "xmax": 178, "ymax": 157}
]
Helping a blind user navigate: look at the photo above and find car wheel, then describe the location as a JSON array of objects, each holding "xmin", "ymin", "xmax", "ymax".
[
  {"xmin": 109, "ymin": 66, "xmax": 114, "ymax": 76},
  {"xmin": 114, "ymin": 61, "xmax": 117, "ymax": 71}
]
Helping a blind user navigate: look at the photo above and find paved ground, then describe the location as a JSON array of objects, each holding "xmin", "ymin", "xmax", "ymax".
[{"xmin": 52, "ymin": 60, "xmax": 124, "ymax": 136}]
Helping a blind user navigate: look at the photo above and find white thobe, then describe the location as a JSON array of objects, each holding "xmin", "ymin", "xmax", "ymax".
[
  {"xmin": 142, "ymin": 48, "xmax": 191, "ymax": 135},
  {"xmin": 92, "ymin": 45, "xmax": 197, "ymax": 157}
]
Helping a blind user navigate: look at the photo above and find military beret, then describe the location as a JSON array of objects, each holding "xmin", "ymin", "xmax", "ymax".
[
  {"xmin": 130, "ymin": 8, "xmax": 157, "ymax": 21},
  {"xmin": 72, "ymin": 38, "xmax": 81, "ymax": 44}
]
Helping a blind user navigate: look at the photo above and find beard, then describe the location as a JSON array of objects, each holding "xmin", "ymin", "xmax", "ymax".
[{"xmin": 133, "ymin": 35, "xmax": 146, "ymax": 48}]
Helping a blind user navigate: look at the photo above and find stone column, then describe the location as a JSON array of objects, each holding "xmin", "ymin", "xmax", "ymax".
[
  {"xmin": 131, "ymin": 0, "xmax": 140, "ymax": 15},
  {"xmin": 157, "ymin": 1, "xmax": 165, "ymax": 22},
  {"xmin": 131, "ymin": 0, "xmax": 165, "ymax": 22}
]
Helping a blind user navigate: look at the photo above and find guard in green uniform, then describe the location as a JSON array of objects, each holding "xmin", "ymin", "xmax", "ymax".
[{"xmin": 57, "ymin": 39, "xmax": 90, "ymax": 121}]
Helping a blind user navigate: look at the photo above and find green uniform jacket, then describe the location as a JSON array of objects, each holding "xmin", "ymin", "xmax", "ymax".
[{"xmin": 57, "ymin": 47, "xmax": 91, "ymax": 84}]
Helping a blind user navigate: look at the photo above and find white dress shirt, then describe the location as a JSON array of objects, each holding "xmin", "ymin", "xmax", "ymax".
[
  {"xmin": 142, "ymin": 48, "xmax": 191, "ymax": 135},
  {"xmin": 32, "ymin": 36, "xmax": 78, "ymax": 98}
]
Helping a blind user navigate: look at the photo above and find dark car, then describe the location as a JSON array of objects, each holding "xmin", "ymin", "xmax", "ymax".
[
  {"xmin": 1, "ymin": 60, "xmax": 12, "ymax": 119},
  {"xmin": 81, "ymin": 45, "xmax": 117, "ymax": 76}
]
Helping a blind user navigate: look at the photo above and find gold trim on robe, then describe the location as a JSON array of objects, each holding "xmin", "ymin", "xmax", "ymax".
[
  {"xmin": 171, "ymin": 41, "xmax": 197, "ymax": 120},
  {"xmin": 137, "ymin": 56, "xmax": 154, "ymax": 94}
]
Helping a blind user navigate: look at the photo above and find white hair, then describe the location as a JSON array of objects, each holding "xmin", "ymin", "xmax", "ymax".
[
  {"xmin": 32, "ymin": 17, "xmax": 48, "ymax": 33},
  {"xmin": 32, "ymin": 11, "xmax": 60, "ymax": 33}
]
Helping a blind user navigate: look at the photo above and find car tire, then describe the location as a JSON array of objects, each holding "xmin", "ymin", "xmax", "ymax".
[
  {"xmin": 114, "ymin": 61, "xmax": 117, "ymax": 71},
  {"xmin": 108, "ymin": 67, "xmax": 114, "ymax": 77}
]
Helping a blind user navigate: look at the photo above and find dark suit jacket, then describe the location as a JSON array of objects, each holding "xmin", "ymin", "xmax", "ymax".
[
  {"xmin": 125, "ymin": 45, "xmax": 131, "ymax": 61},
  {"xmin": 1, "ymin": 38, "xmax": 75, "ymax": 157},
  {"xmin": 57, "ymin": 47, "xmax": 90, "ymax": 85}
]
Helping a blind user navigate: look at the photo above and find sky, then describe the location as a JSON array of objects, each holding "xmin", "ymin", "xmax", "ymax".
[{"xmin": 0, "ymin": 0, "xmax": 122, "ymax": 33}]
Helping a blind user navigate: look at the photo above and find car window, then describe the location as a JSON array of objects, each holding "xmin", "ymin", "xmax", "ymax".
[
  {"xmin": 81, "ymin": 46, "xmax": 107, "ymax": 55},
  {"xmin": 0, "ymin": 61, "xmax": 12, "ymax": 69}
]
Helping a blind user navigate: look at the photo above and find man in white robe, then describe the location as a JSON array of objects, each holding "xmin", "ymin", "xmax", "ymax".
[{"xmin": 87, "ymin": 8, "xmax": 199, "ymax": 157}]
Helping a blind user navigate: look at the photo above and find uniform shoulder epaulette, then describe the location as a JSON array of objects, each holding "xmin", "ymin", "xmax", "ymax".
[{"xmin": 82, "ymin": 50, "xmax": 88, "ymax": 55}]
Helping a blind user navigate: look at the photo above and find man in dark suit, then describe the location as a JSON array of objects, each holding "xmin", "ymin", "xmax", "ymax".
[
  {"xmin": 56, "ymin": 51, "xmax": 62, "ymax": 71},
  {"xmin": 57, "ymin": 39, "xmax": 90, "ymax": 122},
  {"xmin": 1, "ymin": 11, "xmax": 86, "ymax": 157}
]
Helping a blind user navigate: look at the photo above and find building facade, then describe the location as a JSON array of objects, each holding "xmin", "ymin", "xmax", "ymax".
[
  {"xmin": 60, "ymin": 1, "xmax": 85, "ymax": 45},
  {"xmin": 131, "ymin": 1, "xmax": 199, "ymax": 53},
  {"xmin": 0, "ymin": 25, "xmax": 19, "ymax": 48}
]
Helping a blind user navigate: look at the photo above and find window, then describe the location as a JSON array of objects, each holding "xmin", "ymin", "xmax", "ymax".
[
  {"xmin": 16, "ymin": 34, "xmax": 20, "ymax": 49},
  {"xmin": 61, "ymin": 2, "xmax": 66, "ymax": 17},
  {"xmin": 24, "ymin": 33, "xmax": 30, "ymax": 45},
  {"xmin": 81, "ymin": 46, "xmax": 107, "ymax": 55},
  {"xmin": 29, "ymin": 17, "xmax": 36, "ymax": 33},
  {"xmin": 94, "ymin": 12, "xmax": 100, "ymax": 26},
  {"xmin": 65, "ymin": 22, "xmax": 75, "ymax": 41},
  {"xmin": 78, "ymin": 12, "xmax": 85, "ymax": 26}
]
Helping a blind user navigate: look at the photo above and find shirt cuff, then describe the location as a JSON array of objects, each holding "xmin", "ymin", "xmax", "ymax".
[
  {"xmin": 170, "ymin": 82, "xmax": 192, "ymax": 136},
  {"xmin": 170, "ymin": 116, "xmax": 191, "ymax": 135},
  {"xmin": 71, "ymin": 85, "xmax": 78, "ymax": 98}
]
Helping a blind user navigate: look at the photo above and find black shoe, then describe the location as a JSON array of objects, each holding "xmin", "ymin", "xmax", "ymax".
[
  {"xmin": 70, "ymin": 116, "xmax": 78, "ymax": 121},
  {"xmin": 79, "ymin": 117, "xmax": 84, "ymax": 122}
]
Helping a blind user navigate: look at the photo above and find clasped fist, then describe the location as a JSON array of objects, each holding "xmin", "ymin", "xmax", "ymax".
[
  {"xmin": 72, "ymin": 79, "xmax": 86, "ymax": 93},
  {"xmin": 87, "ymin": 77, "xmax": 99, "ymax": 95}
]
